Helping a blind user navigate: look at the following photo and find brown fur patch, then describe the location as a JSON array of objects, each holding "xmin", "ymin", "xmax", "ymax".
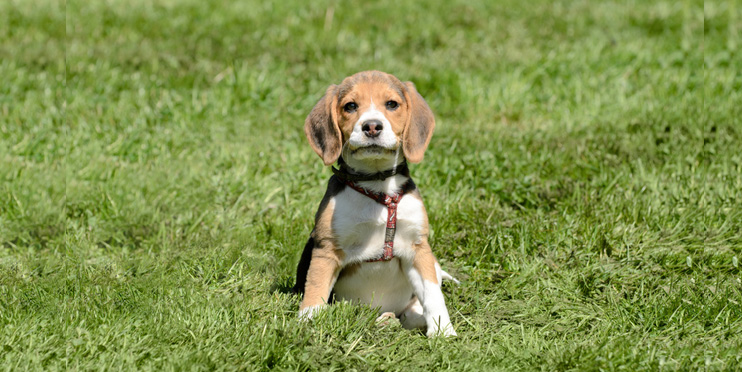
[
  {"xmin": 412, "ymin": 239, "xmax": 439, "ymax": 284},
  {"xmin": 305, "ymin": 85, "xmax": 342, "ymax": 165},
  {"xmin": 300, "ymin": 247, "xmax": 343, "ymax": 309},
  {"xmin": 293, "ymin": 177, "xmax": 345, "ymax": 294},
  {"xmin": 407, "ymin": 189, "xmax": 430, "ymax": 237},
  {"xmin": 299, "ymin": 198, "xmax": 344, "ymax": 309},
  {"xmin": 402, "ymin": 82, "xmax": 435, "ymax": 163},
  {"xmin": 312, "ymin": 189, "xmax": 336, "ymax": 242}
]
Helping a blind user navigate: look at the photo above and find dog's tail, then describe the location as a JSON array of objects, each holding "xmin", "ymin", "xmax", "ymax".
[{"xmin": 440, "ymin": 269, "xmax": 460, "ymax": 285}]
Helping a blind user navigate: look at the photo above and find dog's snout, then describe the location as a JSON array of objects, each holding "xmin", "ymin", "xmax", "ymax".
[{"xmin": 362, "ymin": 120, "xmax": 383, "ymax": 138}]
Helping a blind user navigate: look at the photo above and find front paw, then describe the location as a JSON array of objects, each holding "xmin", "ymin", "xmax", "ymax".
[{"xmin": 298, "ymin": 304, "xmax": 326, "ymax": 320}]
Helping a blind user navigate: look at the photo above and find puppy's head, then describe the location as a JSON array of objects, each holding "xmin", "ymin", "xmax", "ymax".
[{"xmin": 304, "ymin": 71, "xmax": 435, "ymax": 172}]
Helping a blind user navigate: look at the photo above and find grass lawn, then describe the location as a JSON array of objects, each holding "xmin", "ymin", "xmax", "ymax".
[{"xmin": 1, "ymin": 0, "xmax": 740, "ymax": 370}]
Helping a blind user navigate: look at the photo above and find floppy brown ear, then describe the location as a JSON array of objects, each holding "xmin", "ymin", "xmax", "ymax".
[
  {"xmin": 304, "ymin": 85, "xmax": 342, "ymax": 165},
  {"xmin": 402, "ymin": 82, "xmax": 436, "ymax": 163}
]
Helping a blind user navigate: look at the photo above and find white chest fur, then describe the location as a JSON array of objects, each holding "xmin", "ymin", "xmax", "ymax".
[
  {"xmin": 330, "ymin": 177, "xmax": 427, "ymax": 314},
  {"xmin": 331, "ymin": 182, "xmax": 425, "ymax": 264}
]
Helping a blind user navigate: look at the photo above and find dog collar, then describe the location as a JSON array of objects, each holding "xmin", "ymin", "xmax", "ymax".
[{"xmin": 341, "ymin": 179, "xmax": 413, "ymax": 262}]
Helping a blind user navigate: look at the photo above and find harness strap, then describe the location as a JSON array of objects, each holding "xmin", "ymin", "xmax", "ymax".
[{"xmin": 343, "ymin": 180, "xmax": 405, "ymax": 262}]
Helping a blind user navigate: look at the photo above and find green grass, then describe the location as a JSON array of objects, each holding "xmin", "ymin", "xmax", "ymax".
[{"xmin": 1, "ymin": 0, "xmax": 740, "ymax": 370}]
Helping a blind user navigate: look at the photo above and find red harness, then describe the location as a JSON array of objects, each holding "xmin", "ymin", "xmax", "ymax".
[{"xmin": 343, "ymin": 180, "xmax": 406, "ymax": 262}]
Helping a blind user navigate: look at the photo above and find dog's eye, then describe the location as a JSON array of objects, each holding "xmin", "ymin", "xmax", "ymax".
[
  {"xmin": 343, "ymin": 102, "xmax": 358, "ymax": 113},
  {"xmin": 385, "ymin": 100, "xmax": 399, "ymax": 110}
]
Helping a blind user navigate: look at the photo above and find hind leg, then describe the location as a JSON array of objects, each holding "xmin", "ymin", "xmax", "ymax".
[
  {"xmin": 399, "ymin": 297, "xmax": 427, "ymax": 330},
  {"xmin": 403, "ymin": 247, "xmax": 457, "ymax": 337}
]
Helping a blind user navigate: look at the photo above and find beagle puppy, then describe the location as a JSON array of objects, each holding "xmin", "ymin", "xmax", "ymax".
[{"xmin": 293, "ymin": 71, "xmax": 457, "ymax": 337}]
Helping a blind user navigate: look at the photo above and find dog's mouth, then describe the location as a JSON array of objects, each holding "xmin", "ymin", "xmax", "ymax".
[{"xmin": 351, "ymin": 144, "xmax": 396, "ymax": 155}]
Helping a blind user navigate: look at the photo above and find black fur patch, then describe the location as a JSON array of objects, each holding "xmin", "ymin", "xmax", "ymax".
[{"xmin": 293, "ymin": 176, "xmax": 346, "ymax": 295}]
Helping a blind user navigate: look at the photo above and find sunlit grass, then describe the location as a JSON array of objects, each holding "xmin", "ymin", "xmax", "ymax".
[{"xmin": 1, "ymin": 0, "xmax": 739, "ymax": 370}]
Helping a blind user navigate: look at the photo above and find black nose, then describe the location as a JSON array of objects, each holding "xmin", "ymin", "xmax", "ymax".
[{"xmin": 362, "ymin": 120, "xmax": 383, "ymax": 138}]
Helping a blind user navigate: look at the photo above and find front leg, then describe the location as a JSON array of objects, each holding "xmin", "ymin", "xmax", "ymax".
[
  {"xmin": 404, "ymin": 242, "xmax": 456, "ymax": 337},
  {"xmin": 298, "ymin": 243, "xmax": 342, "ymax": 319}
]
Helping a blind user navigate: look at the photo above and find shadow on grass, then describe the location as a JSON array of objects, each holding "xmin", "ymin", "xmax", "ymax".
[{"xmin": 270, "ymin": 275, "xmax": 296, "ymax": 295}]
